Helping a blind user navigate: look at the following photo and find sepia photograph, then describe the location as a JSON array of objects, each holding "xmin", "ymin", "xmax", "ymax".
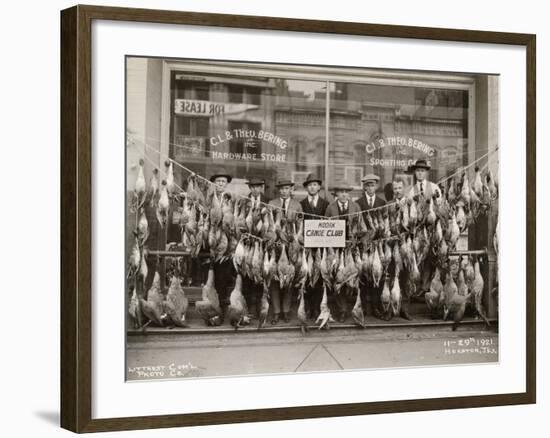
[{"xmin": 125, "ymin": 57, "xmax": 499, "ymax": 381}]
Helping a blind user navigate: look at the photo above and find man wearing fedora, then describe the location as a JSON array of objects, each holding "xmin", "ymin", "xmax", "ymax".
[
  {"xmin": 325, "ymin": 184, "xmax": 361, "ymax": 322},
  {"xmin": 406, "ymin": 159, "xmax": 441, "ymax": 201},
  {"xmin": 207, "ymin": 168, "xmax": 236, "ymax": 322},
  {"xmin": 268, "ymin": 180, "xmax": 302, "ymax": 324},
  {"xmin": 300, "ymin": 174, "xmax": 330, "ymax": 319},
  {"xmin": 245, "ymin": 176, "xmax": 270, "ymax": 207},
  {"xmin": 324, "ymin": 184, "xmax": 361, "ymax": 223},
  {"xmin": 269, "ymin": 179, "xmax": 302, "ymax": 223},
  {"xmin": 391, "ymin": 175, "xmax": 413, "ymax": 320},
  {"xmin": 208, "ymin": 168, "xmax": 233, "ymax": 204},
  {"xmin": 407, "ymin": 159, "xmax": 441, "ymax": 298},
  {"xmin": 242, "ymin": 177, "xmax": 270, "ymax": 318},
  {"xmin": 300, "ymin": 174, "xmax": 329, "ymax": 221},
  {"xmin": 356, "ymin": 173, "xmax": 386, "ymax": 319}
]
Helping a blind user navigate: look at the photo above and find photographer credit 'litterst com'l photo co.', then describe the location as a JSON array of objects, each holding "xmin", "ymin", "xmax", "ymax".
[{"xmin": 60, "ymin": 5, "xmax": 535, "ymax": 433}]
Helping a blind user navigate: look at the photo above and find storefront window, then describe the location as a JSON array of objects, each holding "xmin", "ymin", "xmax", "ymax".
[
  {"xmin": 327, "ymin": 82, "xmax": 468, "ymax": 202},
  {"xmin": 168, "ymin": 70, "xmax": 470, "ymax": 206},
  {"xmin": 169, "ymin": 74, "xmax": 327, "ymax": 200}
]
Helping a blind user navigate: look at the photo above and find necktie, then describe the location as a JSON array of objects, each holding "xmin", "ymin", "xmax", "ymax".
[
  {"xmin": 369, "ymin": 196, "xmax": 373, "ymax": 208},
  {"xmin": 420, "ymin": 182, "xmax": 424, "ymax": 196},
  {"xmin": 310, "ymin": 196, "xmax": 316, "ymax": 208},
  {"xmin": 282, "ymin": 199, "xmax": 287, "ymax": 216}
]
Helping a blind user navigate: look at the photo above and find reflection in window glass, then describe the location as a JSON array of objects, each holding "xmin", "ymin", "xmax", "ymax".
[
  {"xmin": 169, "ymin": 74, "xmax": 327, "ymax": 200},
  {"xmin": 328, "ymin": 82, "xmax": 468, "ymax": 202},
  {"xmin": 169, "ymin": 74, "xmax": 470, "ymax": 204}
]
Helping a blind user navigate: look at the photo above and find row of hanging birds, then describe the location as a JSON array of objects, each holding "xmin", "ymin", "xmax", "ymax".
[
  {"xmin": 128, "ymin": 270, "xmax": 191, "ymax": 330},
  {"xmin": 128, "ymin": 157, "xmax": 498, "ymax": 331},
  {"xmin": 128, "ymin": 251, "xmax": 490, "ymax": 332},
  {"xmin": 130, "ymin": 157, "xmax": 498, "ymax": 256},
  {"xmin": 426, "ymin": 255, "xmax": 490, "ymax": 330}
]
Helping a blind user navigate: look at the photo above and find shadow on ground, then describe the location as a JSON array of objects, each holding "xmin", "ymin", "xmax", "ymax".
[{"xmin": 34, "ymin": 411, "xmax": 59, "ymax": 427}]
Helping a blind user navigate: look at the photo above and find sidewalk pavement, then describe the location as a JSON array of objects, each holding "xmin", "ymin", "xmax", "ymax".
[{"xmin": 126, "ymin": 324, "xmax": 498, "ymax": 381}]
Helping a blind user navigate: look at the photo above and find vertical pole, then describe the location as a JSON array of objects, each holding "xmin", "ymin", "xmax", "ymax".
[
  {"xmin": 325, "ymin": 81, "xmax": 331, "ymax": 198},
  {"xmin": 160, "ymin": 61, "xmax": 171, "ymax": 166},
  {"xmin": 486, "ymin": 203, "xmax": 498, "ymax": 318}
]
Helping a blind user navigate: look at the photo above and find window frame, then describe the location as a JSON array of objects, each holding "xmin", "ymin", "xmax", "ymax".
[{"xmin": 160, "ymin": 59, "xmax": 476, "ymax": 191}]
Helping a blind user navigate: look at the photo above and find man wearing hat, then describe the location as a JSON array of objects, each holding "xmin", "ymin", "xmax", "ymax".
[
  {"xmin": 356, "ymin": 173, "xmax": 386, "ymax": 320},
  {"xmin": 269, "ymin": 179, "xmax": 302, "ymax": 223},
  {"xmin": 207, "ymin": 168, "xmax": 236, "ymax": 322},
  {"xmin": 406, "ymin": 159, "xmax": 441, "ymax": 201},
  {"xmin": 300, "ymin": 174, "xmax": 330, "ymax": 320},
  {"xmin": 324, "ymin": 184, "xmax": 361, "ymax": 221},
  {"xmin": 391, "ymin": 176, "xmax": 413, "ymax": 320},
  {"xmin": 324, "ymin": 184, "xmax": 361, "ymax": 323},
  {"xmin": 300, "ymin": 174, "xmax": 330, "ymax": 221},
  {"xmin": 242, "ymin": 177, "xmax": 270, "ymax": 318},
  {"xmin": 356, "ymin": 173, "xmax": 386, "ymax": 216},
  {"xmin": 407, "ymin": 159, "xmax": 441, "ymax": 299},
  {"xmin": 208, "ymin": 168, "xmax": 233, "ymax": 203},
  {"xmin": 268, "ymin": 180, "xmax": 302, "ymax": 324},
  {"xmin": 246, "ymin": 176, "xmax": 270, "ymax": 207}
]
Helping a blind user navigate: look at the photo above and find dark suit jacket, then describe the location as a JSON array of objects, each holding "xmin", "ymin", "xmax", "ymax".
[
  {"xmin": 268, "ymin": 197, "xmax": 302, "ymax": 222},
  {"xmin": 324, "ymin": 200, "xmax": 362, "ymax": 219},
  {"xmin": 324, "ymin": 201, "xmax": 362, "ymax": 240},
  {"xmin": 355, "ymin": 193, "xmax": 386, "ymax": 223},
  {"xmin": 246, "ymin": 193, "xmax": 270, "ymax": 208},
  {"xmin": 300, "ymin": 196, "xmax": 330, "ymax": 220}
]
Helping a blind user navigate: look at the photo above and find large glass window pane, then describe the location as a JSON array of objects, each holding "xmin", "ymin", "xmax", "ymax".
[
  {"xmin": 328, "ymin": 82, "xmax": 468, "ymax": 202},
  {"xmin": 272, "ymin": 79, "xmax": 327, "ymax": 199},
  {"xmin": 169, "ymin": 73, "xmax": 327, "ymax": 202}
]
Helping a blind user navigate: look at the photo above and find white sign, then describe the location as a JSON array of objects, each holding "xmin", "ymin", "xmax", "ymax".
[
  {"xmin": 304, "ymin": 220, "xmax": 346, "ymax": 248},
  {"xmin": 174, "ymin": 99, "xmax": 258, "ymax": 117}
]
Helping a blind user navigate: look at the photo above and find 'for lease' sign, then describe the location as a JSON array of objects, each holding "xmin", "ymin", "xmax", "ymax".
[{"xmin": 304, "ymin": 220, "xmax": 346, "ymax": 248}]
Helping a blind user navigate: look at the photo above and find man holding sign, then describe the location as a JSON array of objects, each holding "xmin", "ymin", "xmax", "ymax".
[{"xmin": 300, "ymin": 174, "xmax": 330, "ymax": 320}]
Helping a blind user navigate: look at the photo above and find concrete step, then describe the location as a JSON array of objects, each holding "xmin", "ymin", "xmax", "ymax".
[
  {"xmin": 134, "ymin": 292, "xmax": 498, "ymax": 335},
  {"xmin": 129, "ymin": 313, "xmax": 498, "ymax": 335}
]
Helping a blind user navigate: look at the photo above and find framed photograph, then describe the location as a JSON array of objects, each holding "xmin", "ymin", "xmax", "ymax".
[{"xmin": 60, "ymin": 4, "xmax": 536, "ymax": 433}]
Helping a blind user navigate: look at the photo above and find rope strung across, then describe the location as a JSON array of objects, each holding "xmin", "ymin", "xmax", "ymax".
[
  {"xmin": 138, "ymin": 137, "xmax": 500, "ymax": 170},
  {"xmin": 131, "ymin": 134, "xmax": 498, "ymax": 220},
  {"xmin": 141, "ymin": 134, "xmax": 498, "ymax": 169}
]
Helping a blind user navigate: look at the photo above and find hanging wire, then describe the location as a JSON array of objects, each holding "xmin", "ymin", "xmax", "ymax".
[
  {"xmin": 142, "ymin": 134, "xmax": 499, "ymax": 168},
  {"xmin": 130, "ymin": 134, "xmax": 498, "ymax": 220}
]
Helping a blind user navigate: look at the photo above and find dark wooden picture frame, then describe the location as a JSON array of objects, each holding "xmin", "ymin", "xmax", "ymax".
[{"xmin": 60, "ymin": 4, "xmax": 536, "ymax": 433}]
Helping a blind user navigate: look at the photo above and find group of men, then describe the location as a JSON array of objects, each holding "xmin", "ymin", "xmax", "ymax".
[{"xmin": 207, "ymin": 159, "xmax": 440, "ymax": 325}]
